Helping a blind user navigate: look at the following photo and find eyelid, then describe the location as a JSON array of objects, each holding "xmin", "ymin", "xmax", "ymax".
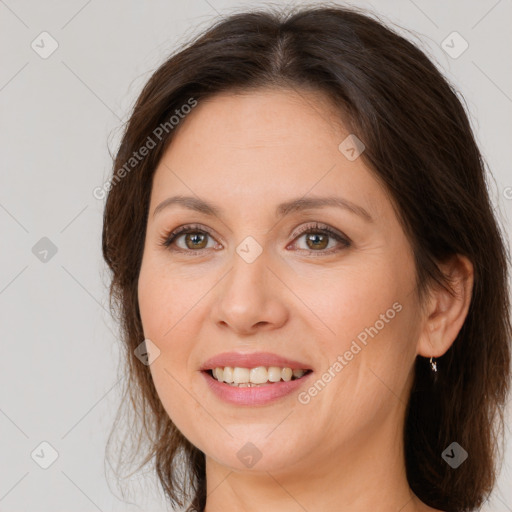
[
  {"xmin": 160, "ymin": 221, "xmax": 351, "ymax": 254},
  {"xmin": 159, "ymin": 223, "xmax": 219, "ymax": 251},
  {"xmin": 289, "ymin": 222, "xmax": 349, "ymax": 243},
  {"xmin": 287, "ymin": 222, "xmax": 351, "ymax": 254}
]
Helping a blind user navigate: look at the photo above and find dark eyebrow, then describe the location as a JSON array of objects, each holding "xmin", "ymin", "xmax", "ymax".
[
  {"xmin": 276, "ymin": 196, "xmax": 373, "ymax": 222},
  {"xmin": 153, "ymin": 195, "xmax": 222, "ymax": 218},
  {"xmin": 153, "ymin": 194, "xmax": 373, "ymax": 222}
]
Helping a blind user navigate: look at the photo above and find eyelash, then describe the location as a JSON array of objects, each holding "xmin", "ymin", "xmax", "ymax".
[{"xmin": 159, "ymin": 222, "xmax": 351, "ymax": 257}]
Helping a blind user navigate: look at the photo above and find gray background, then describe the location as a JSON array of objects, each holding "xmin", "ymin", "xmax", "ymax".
[{"xmin": 1, "ymin": 0, "xmax": 511, "ymax": 510}]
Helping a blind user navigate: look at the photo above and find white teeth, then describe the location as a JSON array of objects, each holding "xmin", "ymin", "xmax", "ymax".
[
  {"xmin": 268, "ymin": 366, "xmax": 282, "ymax": 382},
  {"xmin": 233, "ymin": 367, "xmax": 250, "ymax": 384},
  {"xmin": 249, "ymin": 366, "xmax": 268, "ymax": 384},
  {"xmin": 210, "ymin": 366, "xmax": 309, "ymax": 385},
  {"xmin": 213, "ymin": 367, "xmax": 224, "ymax": 381},
  {"xmin": 223, "ymin": 366, "xmax": 234, "ymax": 383},
  {"xmin": 281, "ymin": 368, "xmax": 293, "ymax": 382}
]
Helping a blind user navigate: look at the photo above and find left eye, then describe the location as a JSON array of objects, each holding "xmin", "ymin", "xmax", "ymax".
[
  {"xmin": 161, "ymin": 223, "xmax": 351, "ymax": 254},
  {"xmin": 292, "ymin": 229, "xmax": 346, "ymax": 252},
  {"xmin": 288, "ymin": 223, "xmax": 351, "ymax": 254}
]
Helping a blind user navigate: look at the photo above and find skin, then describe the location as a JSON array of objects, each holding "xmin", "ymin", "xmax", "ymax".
[{"xmin": 137, "ymin": 88, "xmax": 474, "ymax": 512}]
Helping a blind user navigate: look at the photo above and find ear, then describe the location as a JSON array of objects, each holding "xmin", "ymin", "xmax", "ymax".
[{"xmin": 417, "ymin": 254, "xmax": 474, "ymax": 358}]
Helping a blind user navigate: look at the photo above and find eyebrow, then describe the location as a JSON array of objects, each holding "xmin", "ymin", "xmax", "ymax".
[{"xmin": 153, "ymin": 194, "xmax": 373, "ymax": 222}]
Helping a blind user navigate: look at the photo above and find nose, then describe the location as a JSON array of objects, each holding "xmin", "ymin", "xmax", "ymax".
[{"xmin": 210, "ymin": 247, "xmax": 289, "ymax": 336}]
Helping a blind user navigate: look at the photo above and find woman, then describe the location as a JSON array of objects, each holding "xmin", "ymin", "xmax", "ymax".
[{"xmin": 102, "ymin": 5, "xmax": 511, "ymax": 511}]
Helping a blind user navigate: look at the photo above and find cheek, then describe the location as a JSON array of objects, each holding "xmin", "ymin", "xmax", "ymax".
[
  {"xmin": 137, "ymin": 255, "xmax": 202, "ymax": 340},
  {"xmin": 137, "ymin": 256, "xmax": 207, "ymax": 393},
  {"xmin": 294, "ymin": 262, "xmax": 407, "ymax": 347},
  {"xmin": 147, "ymin": 358, "xmax": 210, "ymax": 455},
  {"xmin": 138, "ymin": 272, "xmax": 201, "ymax": 438},
  {"xmin": 298, "ymin": 259, "xmax": 417, "ymax": 404}
]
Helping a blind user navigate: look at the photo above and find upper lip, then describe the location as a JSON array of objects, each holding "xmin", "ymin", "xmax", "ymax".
[{"xmin": 200, "ymin": 351, "xmax": 312, "ymax": 371}]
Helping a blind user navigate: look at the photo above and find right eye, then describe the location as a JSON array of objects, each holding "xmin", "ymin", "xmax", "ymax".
[{"xmin": 160, "ymin": 224, "xmax": 220, "ymax": 252}]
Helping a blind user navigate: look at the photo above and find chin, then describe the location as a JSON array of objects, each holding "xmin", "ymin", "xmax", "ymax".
[{"xmin": 199, "ymin": 431, "xmax": 308, "ymax": 474}]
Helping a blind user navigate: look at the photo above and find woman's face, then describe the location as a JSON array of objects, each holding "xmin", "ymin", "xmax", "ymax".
[{"xmin": 138, "ymin": 88, "xmax": 424, "ymax": 475}]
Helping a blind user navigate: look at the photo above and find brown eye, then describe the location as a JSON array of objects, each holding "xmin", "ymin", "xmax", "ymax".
[
  {"xmin": 290, "ymin": 223, "xmax": 351, "ymax": 255},
  {"xmin": 183, "ymin": 232, "xmax": 209, "ymax": 250},
  {"xmin": 161, "ymin": 222, "xmax": 350, "ymax": 256},
  {"xmin": 161, "ymin": 224, "xmax": 217, "ymax": 252},
  {"xmin": 304, "ymin": 232, "xmax": 329, "ymax": 250}
]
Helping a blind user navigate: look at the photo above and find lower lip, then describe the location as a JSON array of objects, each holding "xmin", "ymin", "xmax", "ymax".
[{"xmin": 201, "ymin": 371, "xmax": 313, "ymax": 406}]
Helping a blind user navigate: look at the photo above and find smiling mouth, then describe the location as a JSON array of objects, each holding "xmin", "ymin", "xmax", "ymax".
[{"xmin": 205, "ymin": 366, "xmax": 313, "ymax": 387}]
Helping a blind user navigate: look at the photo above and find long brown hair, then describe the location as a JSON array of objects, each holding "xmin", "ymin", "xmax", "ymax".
[{"xmin": 102, "ymin": 5, "xmax": 511, "ymax": 511}]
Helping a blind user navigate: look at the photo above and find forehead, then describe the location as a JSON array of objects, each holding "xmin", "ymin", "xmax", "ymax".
[
  {"xmin": 169, "ymin": 87, "xmax": 346, "ymax": 152},
  {"xmin": 150, "ymin": 88, "xmax": 386, "ymax": 220}
]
